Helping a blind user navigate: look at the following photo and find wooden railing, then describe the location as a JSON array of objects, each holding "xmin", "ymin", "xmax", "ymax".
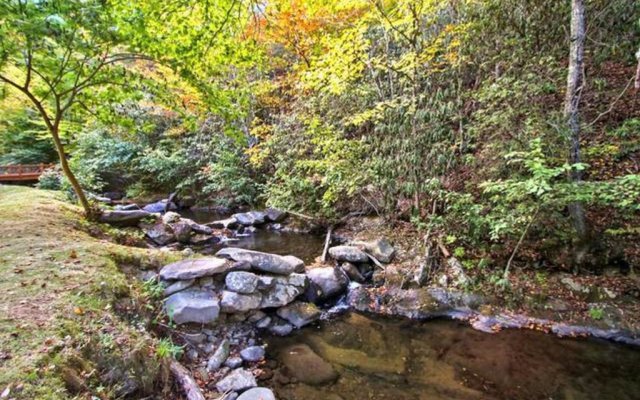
[{"xmin": 0, "ymin": 163, "xmax": 56, "ymax": 182}]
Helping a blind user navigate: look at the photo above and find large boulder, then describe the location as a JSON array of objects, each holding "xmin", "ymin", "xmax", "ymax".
[
  {"xmin": 279, "ymin": 344, "xmax": 338, "ymax": 385},
  {"xmin": 260, "ymin": 273, "xmax": 307, "ymax": 308},
  {"xmin": 142, "ymin": 222, "xmax": 175, "ymax": 246},
  {"xmin": 215, "ymin": 368, "xmax": 257, "ymax": 393},
  {"xmin": 100, "ymin": 210, "xmax": 151, "ymax": 226},
  {"xmin": 216, "ymin": 248, "xmax": 304, "ymax": 275},
  {"xmin": 328, "ymin": 246, "xmax": 369, "ymax": 263},
  {"xmin": 225, "ymin": 271, "xmax": 259, "ymax": 294},
  {"xmin": 306, "ymin": 267, "xmax": 349, "ymax": 300},
  {"xmin": 168, "ymin": 220, "xmax": 192, "ymax": 244},
  {"xmin": 355, "ymin": 238, "xmax": 396, "ymax": 263},
  {"xmin": 164, "ymin": 289, "xmax": 220, "ymax": 324},
  {"xmin": 237, "ymin": 388, "xmax": 276, "ymax": 400},
  {"xmin": 276, "ymin": 301, "xmax": 321, "ymax": 328},
  {"xmin": 220, "ymin": 291, "xmax": 263, "ymax": 313},
  {"xmin": 265, "ymin": 208, "xmax": 288, "ymax": 222},
  {"xmin": 159, "ymin": 258, "xmax": 230, "ymax": 280},
  {"xmin": 162, "ymin": 211, "xmax": 182, "ymax": 224},
  {"xmin": 233, "ymin": 211, "xmax": 266, "ymax": 226},
  {"xmin": 182, "ymin": 218, "xmax": 213, "ymax": 235}
]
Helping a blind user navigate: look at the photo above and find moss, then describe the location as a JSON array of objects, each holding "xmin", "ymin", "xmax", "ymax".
[{"xmin": 0, "ymin": 185, "xmax": 174, "ymax": 398}]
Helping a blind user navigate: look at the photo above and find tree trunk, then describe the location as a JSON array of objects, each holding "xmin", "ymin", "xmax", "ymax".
[
  {"xmin": 564, "ymin": 0, "xmax": 590, "ymax": 266},
  {"xmin": 635, "ymin": 47, "xmax": 640, "ymax": 90},
  {"xmin": 50, "ymin": 126, "xmax": 94, "ymax": 219}
]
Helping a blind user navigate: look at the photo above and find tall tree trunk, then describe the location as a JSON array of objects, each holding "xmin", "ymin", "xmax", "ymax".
[
  {"xmin": 635, "ymin": 47, "xmax": 640, "ymax": 90},
  {"xmin": 565, "ymin": 0, "xmax": 589, "ymax": 265},
  {"xmin": 50, "ymin": 125, "xmax": 94, "ymax": 219}
]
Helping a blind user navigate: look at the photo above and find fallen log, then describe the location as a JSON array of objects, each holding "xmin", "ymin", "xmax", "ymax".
[
  {"xmin": 169, "ymin": 359, "xmax": 205, "ymax": 400},
  {"xmin": 321, "ymin": 226, "xmax": 333, "ymax": 263}
]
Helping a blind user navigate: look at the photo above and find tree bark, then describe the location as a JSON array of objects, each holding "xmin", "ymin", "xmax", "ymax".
[
  {"xmin": 50, "ymin": 125, "xmax": 94, "ymax": 219},
  {"xmin": 635, "ymin": 47, "xmax": 640, "ymax": 90},
  {"xmin": 564, "ymin": 0, "xmax": 590, "ymax": 264}
]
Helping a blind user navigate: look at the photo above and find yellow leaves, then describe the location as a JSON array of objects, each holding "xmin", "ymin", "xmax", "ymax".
[{"xmin": 73, "ymin": 306, "xmax": 84, "ymax": 316}]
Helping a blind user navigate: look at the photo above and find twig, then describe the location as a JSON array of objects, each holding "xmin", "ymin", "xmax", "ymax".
[
  {"xmin": 364, "ymin": 251, "xmax": 385, "ymax": 270},
  {"xmin": 504, "ymin": 208, "xmax": 539, "ymax": 279},
  {"xmin": 321, "ymin": 226, "xmax": 333, "ymax": 263},
  {"xmin": 588, "ymin": 75, "xmax": 635, "ymax": 127}
]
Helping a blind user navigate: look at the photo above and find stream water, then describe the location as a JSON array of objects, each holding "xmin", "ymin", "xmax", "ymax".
[
  {"xmin": 179, "ymin": 209, "xmax": 640, "ymax": 400},
  {"xmin": 266, "ymin": 313, "xmax": 640, "ymax": 400},
  {"xmin": 179, "ymin": 209, "xmax": 326, "ymax": 263}
]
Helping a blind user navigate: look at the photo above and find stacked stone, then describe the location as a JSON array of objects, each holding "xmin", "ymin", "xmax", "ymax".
[{"xmin": 159, "ymin": 248, "xmax": 321, "ymax": 334}]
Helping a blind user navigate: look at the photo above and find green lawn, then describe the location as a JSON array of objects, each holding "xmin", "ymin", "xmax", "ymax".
[{"xmin": 0, "ymin": 185, "xmax": 175, "ymax": 399}]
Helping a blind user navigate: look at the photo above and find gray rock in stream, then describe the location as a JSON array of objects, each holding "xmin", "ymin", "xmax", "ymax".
[
  {"xmin": 265, "ymin": 208, "xmax": 288, "ymax": 222},
  {"xmin": 168, "ymin": 220, "xmax": 192, "ymax": 243},
  {"xmin": 216, "ymin": 248, "xmax": 304, "ymax": 275},
  {"xmin": 207, "ymin": 339, "xmax": 230, "ymax": 371},
  {"xmin": 328, "ymin": 245, "xmax": 370, "ymax": 263},
  {"xmin": 237, "ymin": 388, "xmax": 276, "ymax": 400},
  {"xmin": 164, "ymin": 289, "xmax": 220, "ymax": 324},
  {"xmin": 239, "ymin": 346, "xmax": 265, "ymax": 362},
  {"xmin": 208, "ymin": 217, "xmax": 238, "ymax": 229},
  {"xmin": 221, "ymin": 291, "xmax": 263, "ymax": 313},
  {"xmin": 276, "ymin": 301, "xmax": 321, "ymax": 328},
  {"xmin": 215, "ymin": 368, "xmax": 257, "ymax": 393},
  {"xmin": 340, "ymin": 262, "xmax": 365, "ymax": 283},
  {"xmin": 306, "ymin": 267, "xmax": 349, "ymax": 300},
  {"xmin": 225, "ymin": 271, "xmax": 259, "ymax": 294},
  {"xmin": 159, "ymin": 257, "xmax": 230, "ymax": 280},
  {"xmin": 354, "ymin": 238, "xmax": 396, "ymax": 263},
  {"xmin": 233, "ymin": 211, "xmax": 266, "ymax": 226}
]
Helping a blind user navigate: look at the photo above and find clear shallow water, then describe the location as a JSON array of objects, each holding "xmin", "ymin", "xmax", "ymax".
[
  {"xmin": 179, "ymin": 209, "xmax": 326, "ymax": 263},
  {"xmin": 266, "ymin": 313, "xmax": 640, "ymax": 400}
]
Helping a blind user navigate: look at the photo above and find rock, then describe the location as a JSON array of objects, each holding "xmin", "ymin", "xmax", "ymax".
[
  {"xmin": 102, "ymin": 191, "xmax": 124, "ymax": 200},
  {"xmin": 169, "ymin": 220, "xmax": 192, "ymax": 243},
  {"xmin": 255, "ymin": 317, "xmax": 271, "ymax": 329},
  {"xmin": 265, "ymin": 208, "xmax": 288, "ymax": 223},
  {"xmin": 268, "ymin": 319, "xmax": 294, "ymax": 336},
  {"xmin": 240, "ymin": 346, "xmax": 265, "ymax": 362},
  {"xmin": 221, "ymin": 291, "xmax": 262, "ymax": 313},
  {"xmin": 164, "ymin": 289, "xmax": 220, "ymax": 324},
  {"xmin": 260, "ymin": 274, "xmax": 308, "ymax": 308},
  {"xmin": 208, "ymin": 217, "xmax": 238, "ymax": 229},
  {"xmin": 257, "ymin": 275, "xmax": 275, "ymax": 290},
  {"xmin": 180, "ymin": 218, "xmax": 214, "ymax": 235},
  {"xmin": 114, "ymin": 203, "xmax": 140, "ymax": 211},
  {"xmin": 446, "ymin": 257, "xmax": 470, "ymax": 288},
  {"xmin": 224, "ymin": 356, "xmax": 243, "ymax": 369},
  {"xmin": 143, "ymin": 200, "xmax": 177, "ymax": 213},
  {"xmin": 233, "ymin": 211, "xmax": 266, "ymax": 226},
  {"xmin": 99, "ymin": 210, "xmax": 151, "ymax": 226},
  {"xmin": 215, "ymin": 368, "xmax": 257, "ymax": 393},
  {"xmin": 306, "ymin": 267, "xmax": 349, "ymax": 300},
  {"xmin": 162, "ymin": 211, "xmax": 182, "ymax": 224},
  {"xmin": 282, "ymin": 255, "xmax": 305, "ymax": 273},
  {"xmin": 159, "ymin": 258, "xmax": 230, "ymax": 280},
  {"xmin": 183, "ymin": 332, "xmax": 207, "ymax": 345},
  {"xmin": 207, "ymin": 340, "xmax": 230, "ymax": 371},
  {"xmin": 185, "ymin": 348, "xmax": 199, "ymax": 362},
  {"xmin": 328, "ymin": 246, "xmax": 369, "ymax": 263},
  {"xmin": 247, "ymin": 310, "xmax": 267, "ymax": 323},
  {"xmin": 190, "ymin": 234, "xmax": 217, "ymax": 246},
  {"xmin": 216, "ymin": 248, "xmax": 302, "ymax": 275},
  {"xmin": 279, "ymin": 344, "xmax": 338, "ymax": 385},
  {"xmin": 561, "ymin": 276, "xmax": 589, "ymax": 294},
  {"xmin": 163, "ymin": 279, "xmax": 195, "ymax": 296},
  {"xmin": 142, "ymin": 221, "xmax": 175, "ymax": 246},
  {"xmin": 340, "ymin": 262, "xmax": 365, "ymax": 283},
  {"xmin": 276, "ymin": 301, "xmax": 321, "ymax": 328},
  {"xmin": 358, "ymin": 238, "xmax": 395, "ymax": 263},
  {"xmin": 225, "ymin": 272, "xmax": 259, "ymax": 294},
  {"xmin": 237, "ymin": 388, "xmax": 276, "ymax": 400}
]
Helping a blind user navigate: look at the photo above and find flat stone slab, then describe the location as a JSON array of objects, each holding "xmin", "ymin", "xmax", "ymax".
[
  {"xmin": 225, "ymin": 271, "xmax": 259, "ymax": 294},
  {"xmin": 260, "ymin": 274, "xmax": 308, "ymax": 308},
  {"xmin": 216, "ymin": 248, "xmax": 303, "ymax": 275},
  {"xmin": 328, "ymin": 245, "xmax": 369, "ymax": 263},
  {"xmin": 164, "ymin": 289, "xmax": 220, "ymax": 325},
  {"xmin": 220, "ymin": 290, "xmax": 263, "ymax": 313},
  {"xmin": 279, "ymin": 344, "xmax": 338, "ymax": 385},
  {"xmin": 159, "ymin": 258, "xmax": 230, "ymax": 280}
]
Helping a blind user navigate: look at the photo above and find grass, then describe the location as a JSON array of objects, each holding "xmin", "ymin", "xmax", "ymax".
[{"xmin": 0, "ymin": 185, "xmax": 178, "ymax": 399}]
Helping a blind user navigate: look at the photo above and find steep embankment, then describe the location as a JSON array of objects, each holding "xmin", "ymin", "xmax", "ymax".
[{"xmin": 0, "ymin": 185, "xmax": 174, "ymax": 399}]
